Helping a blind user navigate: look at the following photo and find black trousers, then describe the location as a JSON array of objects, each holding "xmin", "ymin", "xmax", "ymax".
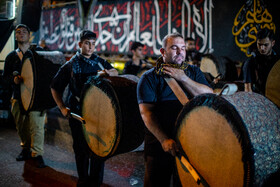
[
  {"xmin": 69, "ymin": 118, "xmax": 104, "ymax": 187},
  {"xmin": 144, "ymin": 152, "xmax": 182, "ymax": 187}
]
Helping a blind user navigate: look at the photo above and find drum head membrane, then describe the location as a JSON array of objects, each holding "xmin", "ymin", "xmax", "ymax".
[
  {"xmin": 176, "ymin": 106, "xmax": 244, "ymax": 186},
  {"xmin": 20, "ymin": 58, "xmax": 34, "ymax": 111},
  {"xmin": 82, "ymin": 85, "xmax": 119, "ymax": 157}
]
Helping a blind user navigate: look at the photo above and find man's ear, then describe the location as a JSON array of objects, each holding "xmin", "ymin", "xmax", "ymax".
[
  {"xmin": 160, "ymin": 48, "xmax": 165, "ymax": 56},
  {"xmin": 272, "ymin": 40, "xmax": 275, "ymax": 47},
  {"xmin": 78, "ymin": 41, "xmax": 82, "ymax": 48}
]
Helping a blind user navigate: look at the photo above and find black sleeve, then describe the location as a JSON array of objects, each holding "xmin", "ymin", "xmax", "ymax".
[
  {"xmin": 50, "ymin": 62, "xmax": 72, "ymax": 94},
  {"xmin": 2, "ymin": 51, "xmax": 17, "ymax": 85}
]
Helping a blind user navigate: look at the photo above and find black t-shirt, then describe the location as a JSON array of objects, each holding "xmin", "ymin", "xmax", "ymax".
[
  {"xmin": 243, "ymin": 51, "xmax": 279, "ymax": 95},
  {"xmin": 123, "ymin": 60, "xmax": 147, "ymax": 75}
]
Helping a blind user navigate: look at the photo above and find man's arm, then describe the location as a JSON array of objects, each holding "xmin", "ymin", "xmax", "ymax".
[
  {"xmin": 244, "ymin": 83, "xmax": 252, "ymax": 92},
  {"xmin": 139, "ymin": 103, "xmax": 178, "ymax": 156},
  {"xmin": 163, "ymin": 66, "xmax": 213, "ymax": 96},
  {"xmin": 51, "ymin": 88, "xmax": 70, "ymax": 117}
]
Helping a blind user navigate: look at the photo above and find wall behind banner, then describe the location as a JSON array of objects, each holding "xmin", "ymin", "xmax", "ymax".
[{"xmin": 38, "ymin": 0, "xmax": 279, "ymax": 63}]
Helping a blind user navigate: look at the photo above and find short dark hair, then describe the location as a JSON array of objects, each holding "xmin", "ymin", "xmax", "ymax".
[
  {"xmin": 15, "ymin": 24, "xmax": 30, "ymax": 33},
  {"xmin": 162, "ymin": 32, "xmax": 184, "ymax": 48},
  {"xmin": 80, "ymin": 30, "xmax": 97, "ymax": 42},
  {"xmin": 185, "ymin": 37, "xmax": 195, "ymax": 42},
  {"xmin": 131, "ymin": 41, "xmax": 144, "ymax": 51},
  {"xmin": 257, "ymin": 28, "xmax": 275, "ymax": 41}
]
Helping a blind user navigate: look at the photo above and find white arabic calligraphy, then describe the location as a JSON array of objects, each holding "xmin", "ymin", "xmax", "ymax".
[{"xmin": 40, "ymin": 0, "xmax": 213, "ymax": 55}]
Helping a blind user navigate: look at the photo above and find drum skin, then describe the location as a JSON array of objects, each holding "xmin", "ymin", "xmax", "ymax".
[
  {"xmin": 175, "ymin": 92, "xmax": 280, "ymax": 186},
  {"xmin": 266, "ymin": 59, "xmax": 280, "ymax": 108},
  {"xmin": 20, "ymin": 52, "xmax": 62, "ymax": 111},
  {"xmin": 81, "ymin": 76, "xmax": 144, "ymax": 160}
]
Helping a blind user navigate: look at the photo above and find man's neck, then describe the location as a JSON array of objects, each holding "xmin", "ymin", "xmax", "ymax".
[
  {"xmin": 132, "ymin": 56, "xmax": 141, "ymax": 65},
  {"xmin": 80, "ymin": 52, "xmax": 91, "ymax": 59},
  {"xmin": 18, "ymin": 42, "xmax": 30, "ymax": 54}
]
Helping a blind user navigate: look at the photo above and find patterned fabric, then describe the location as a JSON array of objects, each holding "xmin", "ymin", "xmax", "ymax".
[
  {"xmin": 72, "ymin": 52, "xmax": 100, "ymax": 74},
  {"xmin": 155, "ymin": 56, "xmax": 189, "ymax": 76},
  {"xmin": 223, "ymin": 92, "xmax": 280, "ymax": 186}
]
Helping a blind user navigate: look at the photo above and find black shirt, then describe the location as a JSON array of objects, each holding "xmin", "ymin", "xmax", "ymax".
[{"xmin": 243, "ymin": 51, "xmax": 279, "ymax": 95}]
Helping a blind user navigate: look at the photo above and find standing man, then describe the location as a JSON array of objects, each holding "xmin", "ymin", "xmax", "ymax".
[
  {"xmin": 185, "ymin": 37, "xmax": 202, "ymax": 67},
  {"xmin": 243, "ymin": 28, "xmax": 279, "ymax": 95},
  {"xmin": 123, "ymin": 41, "xmax": 152, "ymax": 76},
  {"xmin": 51, "ymin": 30, "xmax": 118, "ymax": 187},
  {"xmin": 3, "ymin": 24, "xmax": 46, "ymax": 168},
  {"xmin": 137, "ymin": 32, "xmax": 213, "ymax": 186}
]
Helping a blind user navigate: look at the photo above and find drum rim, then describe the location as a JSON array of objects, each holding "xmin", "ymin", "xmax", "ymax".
[{"xmin": 175, "ymin": 93, "xmax": 255, "ymax": 186}]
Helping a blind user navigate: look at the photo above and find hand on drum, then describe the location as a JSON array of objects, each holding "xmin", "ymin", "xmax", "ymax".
[
  {"xmin": 97, "ymin": 69, "xmax": 118, "ymax": 77},
  {"xmin": 162, "ymin": 66, "xmax": 186, "ymax": 81},
  {"xmin": 161, "ymin": 138, "xmax": 179, "ymax": 156},
  {"xmin": 13, "ymin": 75, "xmax": 23, "ymax": 84}
]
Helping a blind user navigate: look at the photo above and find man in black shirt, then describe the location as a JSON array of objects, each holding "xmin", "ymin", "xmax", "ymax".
[
  {"xmin": 243, "ymin": 28, "xmax": 279, "ymax": 95},
  {"xmin": 3, "ymin": 24, "xmax": 46, "ymax": 168},
  {"xmin": 185, "ymin": 37, "xmax": 202, "ymax": 67},
  {"xmin": 123, "ymin": 41, "xmax": 152, "ymax": 76},
  {"xmin": 51, "ymin": 30, "xmax": 118, "ymax": 186}
]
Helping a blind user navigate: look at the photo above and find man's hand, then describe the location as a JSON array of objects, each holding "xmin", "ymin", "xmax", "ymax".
[
  {"xmin": 162, "ymin": 66, "xmax": 187, "ymax": 81},
  {"xmin": 98, "ymin": 69, "xmax": 118, "ymax": 77},
  {"xmin": 60, "ymin": 106, "xmax": 71, "ymax": 117},
  {"xmin": 161, "ymin": 138, "xmax": 179, "ymax": 156},
  {"xmin": 14, "ymin": 75, "xmax": 23, "ymax": 84}
]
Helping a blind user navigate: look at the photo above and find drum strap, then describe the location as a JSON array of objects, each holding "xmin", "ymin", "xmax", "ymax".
[{"xmin": 164, "ymin": 77, "xmax": 189, "ymax": 105}]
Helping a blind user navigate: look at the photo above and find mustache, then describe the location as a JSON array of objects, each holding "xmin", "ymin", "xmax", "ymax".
[{"xmin": 174, "ymin": 54, "xmax": 184, "ymax": 59}]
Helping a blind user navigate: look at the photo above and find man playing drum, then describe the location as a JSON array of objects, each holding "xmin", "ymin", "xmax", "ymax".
[
  {"xmin": 137, "ymin": 32, "xmax": 213, "ymax": 186},
  {"xmin": 51, "ymin": 30, "xmax": 118, "ymax": 187},
  {"xmin": 3, "ymin": 24, "xmax": 47, "ymax": 168},
  {"xmin": 243, "ymin": 28, "xmax": 279, "ymax": 95}
]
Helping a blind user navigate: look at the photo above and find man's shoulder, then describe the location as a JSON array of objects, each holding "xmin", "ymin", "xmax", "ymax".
[
  {"xmin": 125, "ymin": 60, "xmax": 133, "ymax": 65},
  {"xmin": 6, "ymin": 50, "xmax": 17, "ymax": 58},
  {"xmin": 90, "ymin": 53, "xmax": 107, "ymax": 62},
  {"xmin": 186, "ymin": 64, "xmax": 201, "ymax": 73},
  {"xmin": 139, "ymin": 68, "xmax": 159, "ymax": 83}
]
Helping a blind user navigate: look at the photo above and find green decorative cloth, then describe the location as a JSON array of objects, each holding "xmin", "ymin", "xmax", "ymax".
[{"xmin": 155, "ymin": 56, "xmax": 189, "ymax": 76}]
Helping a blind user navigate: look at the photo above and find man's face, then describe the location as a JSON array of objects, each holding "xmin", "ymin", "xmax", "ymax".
[
  {"xmin": 185, "ymin": 40, "xmax": 196, "ymax": 51},
  {"xmin": 133, "ymin": 46, "xmax": 144, "ymax": 59},
  {"xmin": 257, "ymin": 37, "xmax": 275, "ymax": 56},
  {"xmin": 15, "ymin": 27, "xmax": 30, "ymax": 44},
  {"xmin": 79, "ymin": 39, "xmax": 96, "ymax": 58},
  {"xmin": 161, "ymin": 37, "xmax": 186, "ymax": 65}
]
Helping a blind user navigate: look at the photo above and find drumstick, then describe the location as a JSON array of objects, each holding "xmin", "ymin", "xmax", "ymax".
[
  {"xmin": 70, "ymin": 112, "xmax": 86, "ymax": 124},
  {"xmin": 98, "ymin": 62, "xmax": 105, "ymax": 70},
  {"xmin": 176, "ymin": 153, "xmax": 201, "ymax": 184}
]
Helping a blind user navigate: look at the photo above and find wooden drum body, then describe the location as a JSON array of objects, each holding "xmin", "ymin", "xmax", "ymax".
[
  {"xmin": 175, "ymin": 92, "xmax": 280, "ymax": 186},
  {"xmin": 81, "ymin": 76, "xmax": 144, "ymax": 159},
  {"xmin": 20, "ymin": 51, "xmax": 63, "ymax": 111}
]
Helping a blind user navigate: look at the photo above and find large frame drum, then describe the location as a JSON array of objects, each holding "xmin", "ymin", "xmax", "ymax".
[
  {"xmin": 20, "ymin": 51, "xmax": 64, "ymax": 111},
  {"xmin": 175, "ymin": 92, "xmax": 280, "ymax": 186},
  {"xmin": 81, "ymin": 76, "xmax": 144, "ymax": 159},
  {"xmin": 266, "ymin": 59, "xmax": 280, "ymax": 108}
]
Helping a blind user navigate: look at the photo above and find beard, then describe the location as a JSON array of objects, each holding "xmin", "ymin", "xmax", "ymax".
[{"xmin": 172, "ymin": 54, "xmax": 185, "ymax": 64}]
